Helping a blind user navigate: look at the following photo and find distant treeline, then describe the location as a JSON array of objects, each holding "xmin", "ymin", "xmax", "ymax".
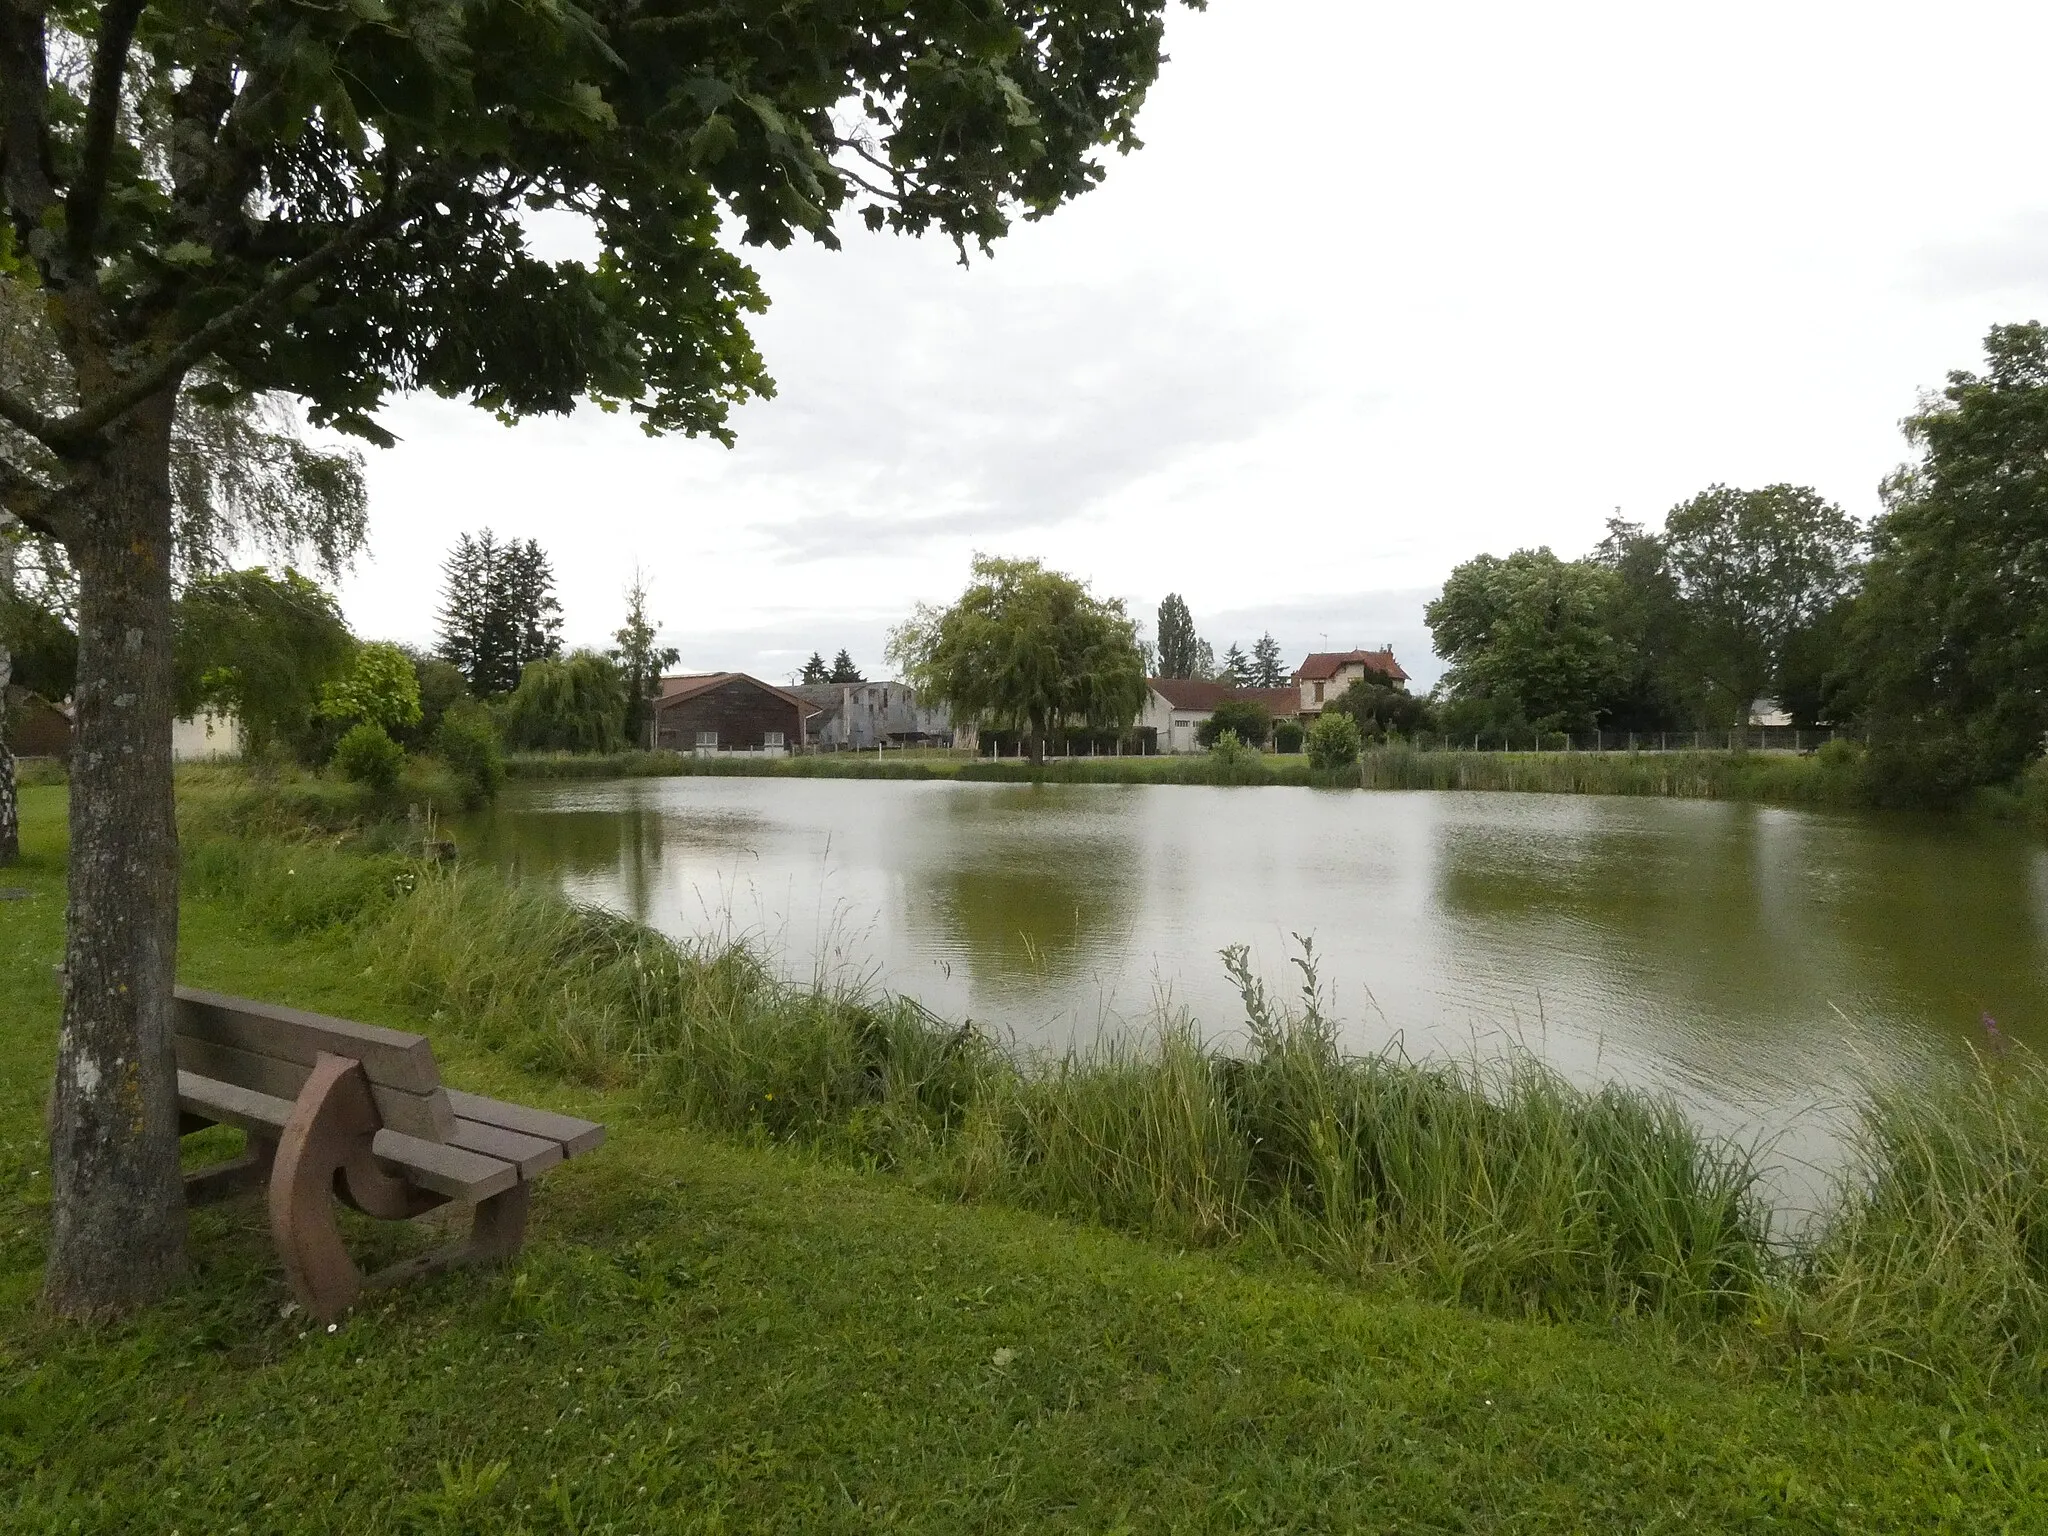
[{"xmin": 1420, "ymin": 324, "xmax": 2048, "ymax": 808}]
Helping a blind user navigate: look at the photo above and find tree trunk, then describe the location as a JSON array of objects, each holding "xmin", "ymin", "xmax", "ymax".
[
  {"xmin": 43, "ymin": 393, "xmax": 186, "ymax": 1316},
  {"xmin": 0, "ymin": 518, "xmax": 15, "ymax": 866}
]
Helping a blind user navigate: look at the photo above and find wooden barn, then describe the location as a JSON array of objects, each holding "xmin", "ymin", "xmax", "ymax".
[
  {"xmin": 649, "ymin": 673, "xmax": 812, "ymax": 754},
  {"xmin": 3, "ymin": 687, "xmax": 72, "ymax": 758}
]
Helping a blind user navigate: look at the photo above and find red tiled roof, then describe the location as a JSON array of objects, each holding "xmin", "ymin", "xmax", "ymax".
[
  {"xmin": 653, "ymin": 672, "xmax": 817, "ymax": 715},
  {"xmin": 1149, "ymin": 679, "xmax": 1299, "ymax": 714},
  {"xmin": 1292, "ymin": 649, "xmax": 1408, "ymax": 685}
]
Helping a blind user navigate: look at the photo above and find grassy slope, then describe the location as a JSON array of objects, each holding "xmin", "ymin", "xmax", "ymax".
[{"xmin": 4, "ymin": 790, "xmax": 2047, "ymax": 1530}]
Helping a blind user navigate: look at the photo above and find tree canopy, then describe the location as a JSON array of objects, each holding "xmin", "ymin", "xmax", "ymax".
[
  {"xmin": 172, "ymin": 568, "xmax": 355, "ymax": 756},
  {"xmin": 890, "ymin": 556, "xmax": 1147, "ymax": 760},
  {"xmin": 1427, "ymin": 549, "xmax": 1627, "ymax": 733},
  {"xmin": 1846, "ymin": 323, "xmax": 2048, "ymax": 794},
  {"xmin": 1, "ymin": 0, "xmax": 1195, "ymax": 1315}
]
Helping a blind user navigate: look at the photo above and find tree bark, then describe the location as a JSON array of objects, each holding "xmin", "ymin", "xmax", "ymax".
[
  {"xmin": 42, "ymin": 391, "xmax": 185, "ymax": 1316},
  {"xmin": 0, "ymin": 514, "xmax": 15, "ymax": 865}
]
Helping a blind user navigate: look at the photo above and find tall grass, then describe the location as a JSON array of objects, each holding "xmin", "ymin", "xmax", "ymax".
[
  {"xmin": 187, "ymin": 835, "xmax": 1773, "ymax": 1330},
  {"xmin": 1356, "ymin": 744, "xmax": 1868, "ymax": 805}
]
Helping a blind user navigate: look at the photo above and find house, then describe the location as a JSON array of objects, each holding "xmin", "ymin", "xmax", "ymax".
[
  {"xmin": 1292, "ymin": 649, "xmax": 1409, "ymax": 714},
  {"xmin": 790, "ymin": 681, "xmax": 967, "ymax": 750},
  {"xmin": 1141, "ymin": 679, "xmax": 1300, "ymax": 754},
  {"xmin": 4, "ymin": 687, "xmax": 72, "ymax": 758},
  {"xmin": 649, "ymin": 673, "xmax": 813, "ymax": 755},
  {"xmin": 172, "ymin": 711, "xmax": 241, "ymax": 762}
]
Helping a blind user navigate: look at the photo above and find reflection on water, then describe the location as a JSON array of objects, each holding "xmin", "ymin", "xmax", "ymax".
[{"xmin": 462, "ymin": 778, "xmax": 2048, "ymax": 1192}]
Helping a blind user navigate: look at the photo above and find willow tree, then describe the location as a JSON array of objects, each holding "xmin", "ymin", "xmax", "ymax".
[
  {"xmin": 890, "ymin": 556, "xmax": 1148, "ymax": 760},
  {"xmin": 2, "ymin": 0, "xmax": 1191, "ymax": 1315}
]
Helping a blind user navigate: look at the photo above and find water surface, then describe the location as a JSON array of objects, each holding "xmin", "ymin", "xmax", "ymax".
[{"xmin": 464, "ymin": 777, "xmax": 2048, "ymax": 1193}]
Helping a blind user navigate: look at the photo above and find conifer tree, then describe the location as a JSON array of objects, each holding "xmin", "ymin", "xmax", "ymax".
[
  {"xmin": 829, "ymin": 649, "xmax": 865, "ymax": 683},
  {"xmin": 1251, "ymin": 632, "xmax": 1286, "ymax": 688},
  {"xmin": 1220, "ymin": 643, "xmax": 1249, "ymax": 686},
  {"xmin": 1156, "ymin": 593, "xmax": 1199, "ymax": 678},
  {"xmin": 799, "ymin": 653, "xmax": 830, "ymax": 684}
]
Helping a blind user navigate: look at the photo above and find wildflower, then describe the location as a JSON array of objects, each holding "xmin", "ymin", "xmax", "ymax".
[{"xmin": 1983, "ymin": 1013, "xmax": 2011, "ymax": 1055}]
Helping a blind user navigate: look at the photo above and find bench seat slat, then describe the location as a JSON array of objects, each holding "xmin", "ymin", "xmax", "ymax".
[
  {"xmin": 445, "ymin": 1090, "xmax": 605, "ymax": 1157},
  {"xmin": 179, "ymin": 1070, "xmax": 293, "ymax": 1134},
  {"xmin": 174, "ymin": 1036, "xmax": 453, "ymax": 1141},
  {"xmin": 369, "ymin": 1130, "xmax": 518, "ymax": 1201},
  {"xmin": 180, "ymin": 1072, "xmax": 518, "ymax": 1202},
  {"xmin": 448, "ymin": 1119, "xmax": 562, "ymax": 1179}
]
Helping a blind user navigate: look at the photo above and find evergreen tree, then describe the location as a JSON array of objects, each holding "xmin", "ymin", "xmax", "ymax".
[
  {"xmin": 436, "ymin": 532, "xmax": 563, "ymax": 696},
  {"xmin": 799, "ymin": 652, "xmax": 830, "ymax": 684},
  {"xmin": 610, "ymin": 570, "xmax": 680, "ymax": 748},
  {"xmin": 1220, "ymin": 642, "xmax": 1249, "ymax": 686},
  {"xmin": 1156, "ymin": 593, "xmax": 1199, "ymax": 678},
  {"xmin": 1251, "ymin": 632, "xmax": 1286, "ymax": 688},
  {"xmin": 829, "ymin": 649, "xmax": 865, "ymax": 683},
  {"xmin": 504, "ymin": 540, "xmax": 565, "ymax": 677}
]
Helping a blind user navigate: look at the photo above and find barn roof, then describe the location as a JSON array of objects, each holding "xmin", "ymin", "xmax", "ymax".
[{"xmin": 653, "ymin": 672, "xmax": 817, "ymax": 715}]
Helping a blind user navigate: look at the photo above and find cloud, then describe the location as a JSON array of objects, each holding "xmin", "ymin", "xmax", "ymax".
[
  {"xmin": 1907, "ymin": 209, "xmax": 2048, "ymax": 300},
  {"xmin": 713, "ymin": 258, "xmax": 1309, "ymax": 561}
]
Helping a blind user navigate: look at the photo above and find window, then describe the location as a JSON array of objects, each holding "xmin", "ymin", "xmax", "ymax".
[
  {"xmin": 763, "ymin": 731, "xmax": 785, "ymax": 749},
  {"xmin": 1314, "ymin": 681, "xmax": 1325, "ymax": 703},
  {"xmin": 695, "ymin": 731, "xmax": 718, "ymax": 748}
]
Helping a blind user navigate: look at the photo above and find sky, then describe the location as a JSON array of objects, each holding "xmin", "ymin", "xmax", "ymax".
[{"xmin": 329, "ymin": 0, "xmax": 2048, "ymax": 691}]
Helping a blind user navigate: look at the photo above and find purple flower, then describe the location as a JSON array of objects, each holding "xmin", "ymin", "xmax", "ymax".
[{"xmin": 1982, "ymin": 1013, "xmax": 2011, "ymax": 1054}]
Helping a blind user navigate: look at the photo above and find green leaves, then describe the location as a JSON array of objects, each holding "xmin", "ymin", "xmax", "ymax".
[{"xmin": 892, "ymin": 557, "xmax": 1148, "ymax": 742}]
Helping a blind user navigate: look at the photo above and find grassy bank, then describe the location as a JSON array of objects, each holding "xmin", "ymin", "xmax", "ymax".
[
  {"xmin": 8, "ymin": 787, "xmax": 2048, "ymax": 1527},
  {"xmin": 164, "ymin": 783, "xmax": 2048, "ymax": 1392}
]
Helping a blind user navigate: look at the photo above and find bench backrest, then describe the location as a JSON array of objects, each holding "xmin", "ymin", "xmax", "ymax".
[{"xmin": 172, "ymin": 986, "xmax": 456, "ymax": 1141}]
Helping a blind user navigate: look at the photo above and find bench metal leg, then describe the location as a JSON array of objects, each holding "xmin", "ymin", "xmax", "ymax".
[
  {"xmin": 185, "ymin": 1132, "xmax": 277, "ymax": 1207},
  {"xmin": 365, "ymin": 1181, "xmax": 532, "ymax": 1295}
]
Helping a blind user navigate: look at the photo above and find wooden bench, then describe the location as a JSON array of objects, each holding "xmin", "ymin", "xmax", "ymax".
[{"xmin": 171, "ymin": 984, "xmax": 603, "ymax": 1321}]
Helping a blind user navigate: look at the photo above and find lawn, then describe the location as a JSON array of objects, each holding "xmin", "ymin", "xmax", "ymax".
[{"xmin": 4, "ymin": 783, "xmax": 2046, "ymax": 1531}]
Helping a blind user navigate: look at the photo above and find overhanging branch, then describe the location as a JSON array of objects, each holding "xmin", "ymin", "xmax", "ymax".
[{"xmin": 46, "ymin": 186, "xmax": 410, "ymax": 447}]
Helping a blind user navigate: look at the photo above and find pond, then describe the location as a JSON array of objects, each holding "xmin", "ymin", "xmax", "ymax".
[{"xmin": 463, "ymin": 777, "xmax": 2048, "ymax": 1196}]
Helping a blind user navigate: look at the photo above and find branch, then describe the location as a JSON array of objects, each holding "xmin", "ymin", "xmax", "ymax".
[
  {"xmin": 0, "ymin": 0, "xmax": 58, "ymax": 246},
  {"xmin": 65, "ymin": 0, "xmax": 146, "ymax": 266},
  {"xmin": 0, "ymin": 454, "xmax": 70, "ymax": 539},
  {"xmin": 47, "ymin": 187, "xmax": 409, "ymax": 446},
  {"xmin": 0, "ymin": 382, "xmax": 57, "ymax": 443}
]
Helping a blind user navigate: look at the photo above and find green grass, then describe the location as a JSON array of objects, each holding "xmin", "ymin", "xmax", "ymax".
[{"xmin": 10, "ymin": 784, "xmax": 2048, "ymax": 1528}]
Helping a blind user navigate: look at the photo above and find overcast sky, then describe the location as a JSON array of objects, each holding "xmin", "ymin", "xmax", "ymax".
[{"xmin": 330, "ymin": 0, "xmax": 2048, "ymax": 690}]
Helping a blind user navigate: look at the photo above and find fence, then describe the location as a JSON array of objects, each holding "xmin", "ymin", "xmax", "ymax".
[{"xmin": 1407, "ymin": 727, "xmax": 1858, "ymax": 754}]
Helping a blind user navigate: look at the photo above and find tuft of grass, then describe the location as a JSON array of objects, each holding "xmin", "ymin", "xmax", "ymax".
[{"xmin": 1773, "ymin": 1046, "xmax": 2048, "ymax": 1391}]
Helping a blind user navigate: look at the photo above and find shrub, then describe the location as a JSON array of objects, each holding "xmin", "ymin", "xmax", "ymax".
[
  {"xmin": 1272, "ymin": 719, "xmax": 1304, "ymax": 754},
  {"xmin": 1207, "ymin": 728, "xmax": 1252, "ymax": 767},
  {"xmin": 330, "ymin": 721, "xmax": 404, "ymax": 790},
  {"xmin": 1196, "ymin": 698, "xmax": 1270, "ymax": 749},
  {"xmin": 437, "ymin": 703, "xmax": 505, "ymax": 808},
  {"xmin": 320, "ymin": 641, "xmax": 425, "ymax": 734},
  {"xmin": 1305, "ymin": 710, "xmax": 1362, "ymax": 770}
]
